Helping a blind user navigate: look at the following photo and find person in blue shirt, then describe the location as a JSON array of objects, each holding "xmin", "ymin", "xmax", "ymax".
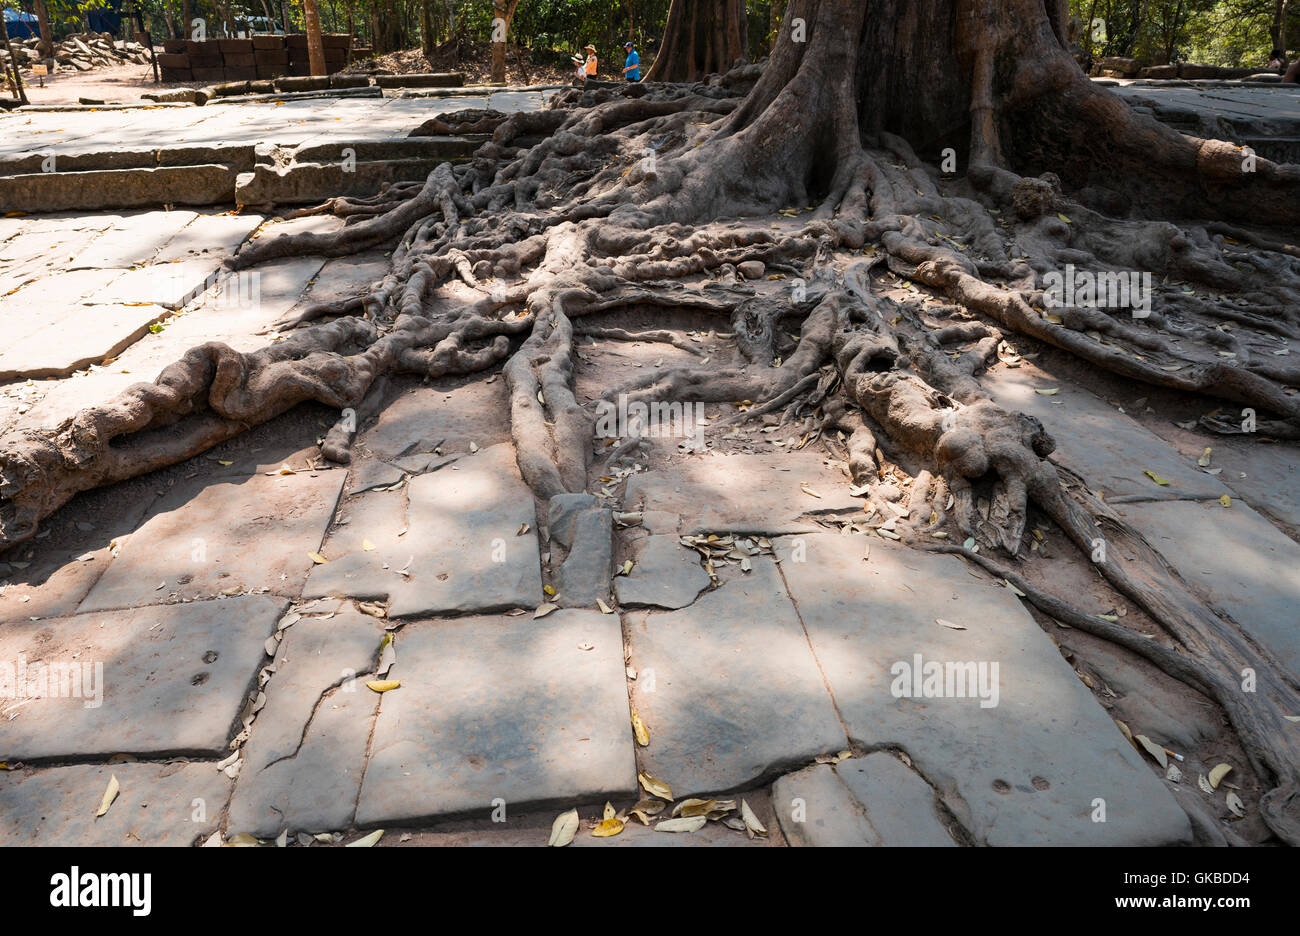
[{"xmin": 622, "ymin": 41, "xmax": 640, "ymax": 82}]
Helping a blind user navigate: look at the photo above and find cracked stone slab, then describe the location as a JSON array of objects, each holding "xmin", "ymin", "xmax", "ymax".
[
  {"xmin": 983, "ymin": 368, "xmax": 1229, "ymax": 500},
  {"xmin": 0, "ymin": 303, "xmax": 170, "ymax": 380},
  {"xmin": 773, "ymin": 763, "xmax": 890, "ymax": 847},
  {"xmin": 555, "ymin": 508, "xmax": 613, "ymax": 608},
  {"xmin": 87, "ymin": 258, "xmax": 224, "ymax": 310},
  {"xmin": 0, "ymin": 595, "xmax": 285, "ymax": 760},
  {"xmin": 355, "ymin": 610, "xmax": 637, "ymax": 826},
  {"xmin": 625, "ymin": 558, "xmax": 846, "ymax": 795},
  {"xmin": 624, "ymin": 452, "xmax": 861, "ymax": 534},
  {"xmin": 773, "ymin": 533, "xmax": 1191, "ymax": 846},
  {"xmin": 835, "ymin": 752, "xmax": 958, "ymax": 846},
  {"xmin": 78, "ymin": 469, "xmax": 345, "ymax": 613},
  {"xmin": 66, "ymin": 210, "xmax": 200, "ymax": 269},
  {"xmin": 227, "ymin": 608, "xmax": 388, "ymax": 838},
  {"xmin": 361, "ymin": 380, "xmax": 510, "ymax": 459},
  {"xmin": 304, "ymin": 443, "xmax": 540, "ymax": 618},
  {"xmin": 614, "ymin": 535, "xmax": 711, "ymax": 610},
  {"xmin": 153, "ymin": 212, "xmax": 264, "ymax": 262},
  {"xmin": 548, "ymin": 493, "xmax": 598, "ymax": 549},
  {"xmin": 1118, "ymin": 499, "xmax": 1300, "ymax": 681},
  {"xmin": 0, "ymin": 762, "xmax": 231, "ymax": 846}
]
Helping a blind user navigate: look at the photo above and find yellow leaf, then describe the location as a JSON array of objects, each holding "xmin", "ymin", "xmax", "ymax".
[
  {"xmin": 365, "ymin": 679, "xmax": 401, "ymax": 693},
  {"xmin": 95, "ymin": 774, "xmax": 120, "ymax": 818},
  {"xmin": 217, "ymin": 460, "xmax": 233, "ymax": 466},
  {"xmin": 1142, "ymin": 470, "xmax": 1170, "ymax": 486},
  {"xmin": 1208, "ymin": 763, "xmax": 1233, "ymax": 789},
  {"xmin": 362, "ymin": 539, "xmax": 376, "ymax": 551},
  {"xmin": 543, "ymin": 584, "xmax": 556, "ymax": 596},
  {"xmin": 1197, "ymin": 447, "xmax": 1213, "ymax": 467},
  {"xmin": 1219, "ymin": 494, "xmax": 1232, "ymax": 508},
  {"xmin": 603, "ymin": 801, "xmax": 617, "ymax": 821},
  {"xmin": 638, "ymin": 771, "xmax": 673, "ymax": 801},
  {"xmin": 308, "ymin": 552, "xmax": 328, "ymax": 564},
  {"xmin": 346, "ymin": 829, "xmax": 384, "ymax": 847},
  {"xmin": 597, "ymin": 598, "xmax": 614, "ymax": 614},
  {"xmin": 591, "ymin": 817, "xmax": 624, "ymax": 837},
  {"xmin": 631, "ymin": 710, "xmax": 650, "ymax": 746},
  {"xmin": 1034, "ymin": 388, "xmax": 1059, "ymax": 396},
  {"xmin": 1057, "ymin": 213, "xmax": 1072, "ymax": 224},
  {"xmin": 548, "ymin": 808, "xmax": 579, "ymax": 846}
]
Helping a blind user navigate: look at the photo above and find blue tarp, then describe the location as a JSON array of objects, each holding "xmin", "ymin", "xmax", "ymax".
[{"xmin": 3, "ymin": 9, "xmax": 40, "ymax": 40}]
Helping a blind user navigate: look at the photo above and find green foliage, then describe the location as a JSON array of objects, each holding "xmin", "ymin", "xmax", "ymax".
[{"xmin": 1069, "ymin": 0, "xmax": 1299, "ymax": 67}]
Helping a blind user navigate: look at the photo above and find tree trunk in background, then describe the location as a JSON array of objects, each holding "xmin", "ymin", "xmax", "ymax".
[
  {"xmin": 1273, "ymin": 0, "xmax": 1290, "ymax": 54},
  {"xmin": 304, "ymin": 0, "xmax": 326, "ymax": 74},
  {"xmin": 0, "ymin": 15, "xmax": 27, "ymax": 104},
  {"xmin": 421, "ymin": 0, "xmax": 434, "ymax": 58},
  {"xmin": 281, "ymin": 0, "xmax": 292, "ymax": 36},
  {"xmin": 33, "ymin": 0, "xmax": 53, "ymax": 56},
  {"xmin": 643, "ymin": 0, "xmax": 747, "ymax": 82},
  {"xmin": 491, "ymin": 0, "xmax": 521, "ymax": 84}
]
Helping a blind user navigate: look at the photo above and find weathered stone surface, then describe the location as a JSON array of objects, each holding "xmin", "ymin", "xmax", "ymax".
[
  {"xmin": 555, "ymin": 509, "xmax": 613, "ymax": 608},
  {"xmin": 1118, "ymin": 499, "xmax": 1300, "ymax": 681},
  {"xmin": 348, "ymin": 458, "xmax": 405, "ymax": 495},
  {"xmin": 0, "ymin": 165, "xmax": 238, "ymax": 212},
  {"xmin": 773, "ymin": 764, "xmax": 888, "ymax": 847},
  {"xmin": 355, "ymin": 610, "xmax": 637, "ymax": 825},
  {"xmin": 0, "ymin": 596, "xmax": 285, "ymax": 760},
  {"xmin": 67, "ymin": 209, "xmax": 198, "ymax": 269},
  {"xmin": 614, "ymin": 535, "xmax": 710, "ymax": 610},
  {"xmin": 625, "ymin": 559, "xmax": 846, "ymax": 795},
  {"xmin": 983, "ymin": 368, "xmax": 1230, "ymax": 500},
  {"xmin": 152, "ymin": 212, "xmax": 263, "ymax": 262},
  {"xmin": 0, "ymin": 762, "xmax": 230, "ymax": 846},
  {"xmin": 87, "ymin": 258, "xmax": 222, "ymax": 310},
  {"xmin": 79, "ymin": 470, "xmax": 345, "ymax": 612},
  {"xmin": 1212, "ymin": 440, "xmax": 1300, "ymax": 527},
  {"xmin": 836, "ymin": 752, "xmax": 957, "ymax": 846},
  {"xmin": 773, "ymin": 533, "xmax": 1192, "ymax": 845},
  {"xmin": 373, "ymin": 73, "xmax": 465, "ymax": 88},
  {"xmin": 360, "ymin": 380, "xmax": 509, "ymax": 458},
  {"xmin": 305, "ymin": 444, "xmax": 541, "ymax": 618},
  {"xmin": 548, "ymin": 493, "xmax": 598, "ymax": 548},
  {"xmin": 624, "ymin": 451, "xmax": 861, "ymax": 534},
  {"xmin": 0, "ymin": 303, "xmax": 169, "ymax": 380},
  {"xmin": 227, "ymin": 608, "xmax": 388, "ymax": 837},
  {"xmin": 235, "ymin": 159, "xmax": 453, "ymax": 207},
  {"xmin": 737, "ymin": 260, "xmax": 765, "ymax": 279}
]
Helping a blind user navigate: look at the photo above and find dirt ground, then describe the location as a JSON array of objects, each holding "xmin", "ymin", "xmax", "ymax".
[{"xmin": 6, "ymin": 62, "xmax": 197, "ymax": 107}]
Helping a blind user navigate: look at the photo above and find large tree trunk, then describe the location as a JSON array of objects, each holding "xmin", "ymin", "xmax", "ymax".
[
  {"xmin": 643, "ymin": 0, "xmax": 747, "ymax": 82},
  {"xmin": 303, "ymin": 0, "xmax": 326, "ymax": 75},
  {"xmin": 33, "ymin": 0, "xmax": 54, "ymax": 57}
]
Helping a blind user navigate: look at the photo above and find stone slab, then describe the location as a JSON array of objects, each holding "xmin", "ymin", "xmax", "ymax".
[
  {"xmin": 773, "ymin": 533, "xmax": 1191, "ymax": 846},
  {"xmin": 836, "ymin": 751, "xmax": 958, "ymax": 846},
  {"xmin": 0, "ymin": 303, "xmax": 169, "ymax": 380},
  {"xmin": 624, "ymin": 451, "xmax": 862, "ymax": 535},
  {"xmin": 0, "ymin": 762, "xmax": 231, "ymax": 846},
  {"xmin": 67, "ymin": 210, "xmax": 199, "ymax": 269},
  {"xmin": 0, "ymin": 165, "xmax": 238, "ymax": 212},
  {"xmin": 625, "ymin": 558, "xmax": 847, "ymax": 795},
  {"xmin": 153, "ymin": 212, "xmax": 264, "ymax": 262},
  {"xmin": 614, "ymin": 534, "xmax": 710, "ymax": 610},
  {"xmin": 772, "ymin": 763, "xmax": 889, "ymax": 847},
  {"xmin": 87, "ymin": 258, "xmax": 224, "ymax": 309},
  {"xmin": 78, "ymin": 470, "xmax": 345, "ymax": 613},
  {"xmin": 227, "ymin": 608, "xmax": 388, "ymax": 837},
  {"xmin": 303, "ymin": 443, "xmax": 541, "ymax": 618},
  {"xmin": 983, "ymin": 367, "xmax": 1230, "ymax": 500},
  {"xmin": 355, "ymin": 610, "xmax": 637, "ymax": 825},
  {"xmin": 555, "ymin": 508, "xmax": 613, "ymax": 608},
  {"xmin": 1119, "ymin": 499, "xmax": 1300, "ymax": 682},
  {"xmin": 360, "ymin": 380, "xmax": 510, "ymax": 458},
  {"xmin": 0, "ymin": 595, "xmax": 285, "ymax": 760}
]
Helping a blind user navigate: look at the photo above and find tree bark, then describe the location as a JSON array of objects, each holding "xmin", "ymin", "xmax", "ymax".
[
  {"xmin": 644, "ymin": 0, "xmax": 747, "ymax": 82},
  {"xmin": 304, "ymin": 0, "xmax": 326, "ymax": 76},
  {"xmin": 491, "ymin": 0, "xmax": 520, "ymax": 84}
]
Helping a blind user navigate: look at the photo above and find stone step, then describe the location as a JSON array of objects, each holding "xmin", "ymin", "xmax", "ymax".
[{"xmin": 0, "ymin": 164, "xmax": 239, "ymax": 212}]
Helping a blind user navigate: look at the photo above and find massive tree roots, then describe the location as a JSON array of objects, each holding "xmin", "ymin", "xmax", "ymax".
[{"xmin": 3, "ymin": 0, "xmax": 1300, "ymax": 841}]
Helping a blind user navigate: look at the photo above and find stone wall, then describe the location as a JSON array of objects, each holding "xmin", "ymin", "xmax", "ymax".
[{"xmin": 157, "ymin": 34, "xmax": 355, "ymax": 83}]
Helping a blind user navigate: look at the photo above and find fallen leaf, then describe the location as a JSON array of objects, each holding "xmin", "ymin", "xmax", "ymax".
[
  {"xmin": 1197, "ymin": 447, "xmax": 1213, "ymax": 467},
  {"xmin": 365, "ymin": 679, "xmax": 401, "ymax": 693},
  {"xmin": 597, "ymin": 598, "xmax": 614, "ymax": 614},
  {"xmin": 362, "ymin": 539, "xmax": 376, "ymax": 552},
  {"xmin": 631, "ymin": 710, "xmax": 650, "ymax": 746},
  {"xmin": 936, "ymin": 618, "xmax": 967, "ymax": 630},
  {"xmin": 1225, "ymin": 791, "xmax": 1245, "ymax": 817},
  {"xmin": 1198, "ymin": 773, "xmax": 1215, "ymax": 794},
  {"xmin": 95, "ymin": 774, "xmax": 120, "ymax": 818},
  {"xmin": 1142, "ymin": 470, "xmax": 1171, "ymax": 486},
  {"xmin": 638, "ymin": 771, "xmax": 673, "ymax": 801},
  {"xmin": 655, "ymin": 816, "xmax": 707, "ymax": 833},
  {"xmin": 592, "ymin": 817, "xmax": 624, "ymax": 837},
  {"xmin": 1057, "ymin": 213, "xmax": 1072, "ymax": 224},
  {"xmin": 1034, "ymin": 388, "xmax": 1059, "ymax": 396},
  {"xmin": 1208, "ymin": 763, "xmax": 1233, "ymax": 789},
  {"xmin": 1218, "ymin": 494, "xmax": 1232, "ymax": 508},
  {"xmin": 548, "ymin": 808, "xmax": 579, "ymax": 846},
  {"xmin": 308, "ymin": 552, "xmax": 328, "ymax": 564},
  {"xmin": 740, "ymin": 799, "xmax": 767, "ymax": 838},
  {"xmin": 534, "ymin": 603, "xmax": 558, "ymax": 618},
  {"xmin": 345, "ymin": 829, "xmax": 383, "ymax": 847},
  {"xmin": 1134, "ymin": 734, "xmax": 1168, "ymax": 769}
]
